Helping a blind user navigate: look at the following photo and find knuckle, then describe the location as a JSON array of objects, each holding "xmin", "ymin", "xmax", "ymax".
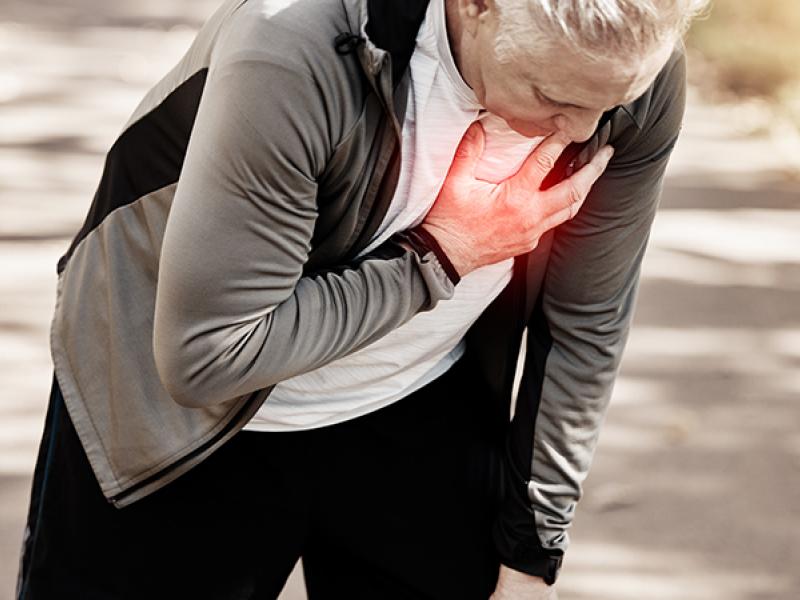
[
  {"xmin": 567, "ymin": 180, "xmax": 583, "ymax": 205},
  {"xmin": 505, "ymin": 189, "xmax": 522, "ymax": 208},
  {"xmin": 526, "ymin": 205, "xmax": 543, "ymax": 231},
  {"xmin": 535, "ymin": 152, "xmax": 557, "ymax": 173},
  {"xmin": 453, "ymin": 146, "xmax": 470, "ymax": 160}
]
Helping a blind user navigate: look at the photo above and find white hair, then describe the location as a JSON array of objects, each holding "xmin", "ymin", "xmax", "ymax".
[{"xmin": 492, "ymin": 0, "xmax": 710, "ymax": 63}]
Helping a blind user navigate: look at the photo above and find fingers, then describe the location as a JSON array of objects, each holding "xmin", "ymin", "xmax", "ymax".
[
  {"xmin": 509, "ymin": 131, "xmax": 571, "ymax": 191},
  {"xmin": 535, "ymin": 203, "xmax": 579, "ymax": 237},
  {"xmin": 447, "ymin": 120, "xmax": 486, "ymax": 182},
  {"xmin": 537, "ymin": 144, "xmax": 614, "ymax": 224}
]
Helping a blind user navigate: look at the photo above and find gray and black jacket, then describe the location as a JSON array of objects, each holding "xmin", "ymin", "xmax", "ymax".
[{"xmin": 49, "ymin": 0, "xmax": 687, "ymax": 583}]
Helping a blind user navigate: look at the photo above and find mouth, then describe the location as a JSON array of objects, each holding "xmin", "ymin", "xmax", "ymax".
[{"xmin": 507, "ymin": 121, "xmax": 555, "ymax": 139}]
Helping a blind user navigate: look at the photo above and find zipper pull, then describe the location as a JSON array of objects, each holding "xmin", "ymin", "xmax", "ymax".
[{"xmin": 334, "ymin": 32, "xmax": 365, "ymax": 55}]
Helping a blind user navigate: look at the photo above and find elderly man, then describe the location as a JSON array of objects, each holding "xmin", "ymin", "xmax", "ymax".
[{"xmin": 18, "ymin": 0, "xmax": 706, "ymax": 598}]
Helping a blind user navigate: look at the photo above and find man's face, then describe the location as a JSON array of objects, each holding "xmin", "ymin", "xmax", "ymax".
[{"xmin": 454, "ymin": 1, "xmax": 676, "ymax": 143}]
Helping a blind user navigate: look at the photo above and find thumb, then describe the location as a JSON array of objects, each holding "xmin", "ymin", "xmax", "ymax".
[{"xmin": 448, "ymin": 120, "xmax": 485, "ymax": 181}]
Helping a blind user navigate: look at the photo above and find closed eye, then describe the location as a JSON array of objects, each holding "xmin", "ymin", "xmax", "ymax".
[{"xmin": 534, "ymin": 87, "xmax": 584, "ymax": 110}]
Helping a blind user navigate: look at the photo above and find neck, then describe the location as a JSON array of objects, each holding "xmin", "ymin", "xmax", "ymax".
[{"xmin": 444, "ymin": 1, "xmax": 468, "ymax": 83}]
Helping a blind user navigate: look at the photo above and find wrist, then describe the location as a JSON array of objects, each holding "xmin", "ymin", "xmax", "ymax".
[
  {"xmin": 416, "ymin": 223, "xmax": 473, "ymax": 278},
  {"xmin": 492, "ymin": 565, "xmax": 557, "ymax": 600},
  {"xmin": 395, "ymin": 225, "xmax": 462, "ymax": 285},
  {"xmin": 492, "ymin": 506, "xmax": 564, "ymax": 585}
]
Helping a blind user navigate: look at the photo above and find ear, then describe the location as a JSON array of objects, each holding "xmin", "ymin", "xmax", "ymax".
[{"xmin": 459, "ymin": 0, "xmax": 492, "ymax": 36}]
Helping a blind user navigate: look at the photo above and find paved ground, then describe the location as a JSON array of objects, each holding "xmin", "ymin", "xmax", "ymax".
[{"xmin": 1, "ymin": 1, "xmax": 798, "ymax": 598}]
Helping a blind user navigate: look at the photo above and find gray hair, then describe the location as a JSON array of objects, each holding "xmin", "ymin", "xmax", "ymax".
[{"xmin": 492, "ymin": 0, "xmax": 710, "ymax": 63}]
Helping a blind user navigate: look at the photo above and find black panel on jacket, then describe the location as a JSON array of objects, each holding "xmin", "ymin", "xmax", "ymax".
[
  {"xmin": 366, "ymin": 0, "xmax": 429, "ymax": 86},
  {"xmin": 56, "ymin": 69, "xmax": 209, "ymax": 274},
  {"xmin": 492, "ymin": 290, "xmax": 563, "ymax": 578}
]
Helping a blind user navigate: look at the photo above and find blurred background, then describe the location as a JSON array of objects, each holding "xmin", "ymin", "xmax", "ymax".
[{"xmin": 1, "ymin": 0, "xmax": 798, "ymax": 598}]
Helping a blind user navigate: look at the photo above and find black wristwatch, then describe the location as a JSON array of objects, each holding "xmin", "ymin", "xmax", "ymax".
[{"xmin": 390, "ymin": 225, "xmax": 461, "ymax": 286}]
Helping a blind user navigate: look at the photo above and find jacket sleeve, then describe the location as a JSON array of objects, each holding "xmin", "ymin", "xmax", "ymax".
[
  {"xmin": 493, "ymin": 46, "xmax": 688, "ymax": 580},
  {"xmin": 152, "ymin": 57, "xmax": 455, "ymax": 409}
]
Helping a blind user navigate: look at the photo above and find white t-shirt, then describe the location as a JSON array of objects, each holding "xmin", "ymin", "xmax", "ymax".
[{"xmin": 244, "ymin": 0, "xmax": 543, "ymax": 431}]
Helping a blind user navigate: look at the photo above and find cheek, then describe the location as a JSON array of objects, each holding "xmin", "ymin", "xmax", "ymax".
[
  {"xmin": 482, "ymin": 79, "xmax": 556, "ymax": 123},
  {"xmin": 486, "ymin": 93, "xmax": 559, "ymax": 130}
]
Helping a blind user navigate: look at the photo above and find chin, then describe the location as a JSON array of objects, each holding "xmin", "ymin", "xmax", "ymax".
[{"xmin": 571, "ymin": 131, "xmax": 595, "ymax": 143}]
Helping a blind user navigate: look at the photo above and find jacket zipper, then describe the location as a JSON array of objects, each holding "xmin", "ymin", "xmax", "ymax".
[{"xmin": 111, "ymin": 39, "xmax": 403, "ymax": 507}]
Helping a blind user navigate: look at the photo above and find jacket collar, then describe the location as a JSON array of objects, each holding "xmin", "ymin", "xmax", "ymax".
[
  {"xmin": 365, "ymin": 0, "xmax": 430, "ymax": 84},
  {"xmin": 336, "ymin": 0, "xmax": 430, "ymax": 85}
]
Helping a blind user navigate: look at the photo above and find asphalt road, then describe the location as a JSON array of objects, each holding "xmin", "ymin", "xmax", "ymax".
[{"xmin": 1, "ymin": 1, "xmax": 799, "ymax": 598}]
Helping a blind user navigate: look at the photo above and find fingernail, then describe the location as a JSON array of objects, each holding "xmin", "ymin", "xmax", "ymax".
[{"xmin": 603, "ymin": 145, "xmax": 615, "ymax": 160}]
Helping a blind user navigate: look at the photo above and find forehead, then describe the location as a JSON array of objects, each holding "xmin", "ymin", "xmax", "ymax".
[{"xmin": 507, "ymin": 38, "xmax": 674, "ymax": 110}]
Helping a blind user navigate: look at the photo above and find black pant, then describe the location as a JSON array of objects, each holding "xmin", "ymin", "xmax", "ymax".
[{"xmin": 17, "ymin": 359, "xmax": 502, "ymax": 599}]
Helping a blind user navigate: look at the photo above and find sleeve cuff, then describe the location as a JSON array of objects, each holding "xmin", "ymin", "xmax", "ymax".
[
  {"xmin": 493, "ymin": 518, "xmax": 564, "ymax": 584},
  {"xmin": 493, "ymin": 519, "xmax": 564, "ymax": 585}
]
